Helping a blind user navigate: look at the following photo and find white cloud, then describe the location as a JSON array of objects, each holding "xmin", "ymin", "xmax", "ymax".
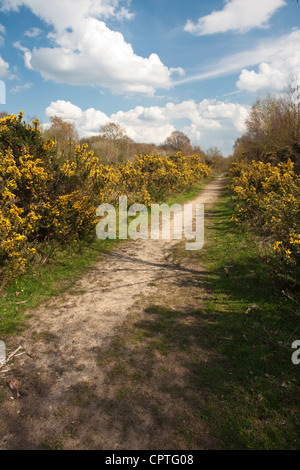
[
  {"xmin": 45, "ymin": 98, "xmax": 249, "ymax": 155},
  {"xmin": 176, "ymin": 29, "xmax": 300, "ymax": 93},
  {"xmin": 0, "ymin": 0, "xmax": 134, "ymax": 31},
  {"xmin": 9, "ymin": 81, "xmax": 33, "ymax": 93},
  {"xmin": 184, "ymin": 0, "xmax": 286, "ymax": 36},
  {"xmin": 24, "ymin": 27, "xmax": 42, "ymax": 38},
  {"xmin": 115, "ymin": 6, "xmax": 134, "ymax": 21},
  {"xmin": 25, "ymin": 17, "xmax": 181, "ymax": 95},
  {"xmin": 237, "ymin": 63, "xmax": 286, "ymax": 93},
  {"xmin": 236, "ymin": 31, "xmax": 300, "ymax": 92},
  {"xmin": 5, "ymin": 0, "xmax": 181, "ymax": 95},
  {"xmin": 46, "ymin": 100, "xmax": 83, "ymax": 120},
  {"xmin": 45, "ymin": 100, "xmax": 110, "ymax": 136},
  {"xmin": 197, "ymin": 99, "xmax": 249, "ymax": 132}
]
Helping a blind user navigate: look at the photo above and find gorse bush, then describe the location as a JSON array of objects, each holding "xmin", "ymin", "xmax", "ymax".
[
  {"xmin": 0, "ymin": 112, "xmax": 45, "ymax": 159},
  {"xmin": 117, "ymin": 153, "xmax": 210, "ymax": 205},
  {"xmin": 0, "ymin": 118, "xmax": 97, "ymax": 276},
  {"xmin": 0, "ymin": 113, "xmax": 211, "ymax": 277},
  {"xmin": 230, "ymin": 159, "xmax": 300, "ymax": 290}
]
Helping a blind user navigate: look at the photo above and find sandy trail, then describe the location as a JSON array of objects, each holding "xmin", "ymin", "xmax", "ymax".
[{"xmin": 0, "ymin": 176, "xmax": 224, "ymax": 449}]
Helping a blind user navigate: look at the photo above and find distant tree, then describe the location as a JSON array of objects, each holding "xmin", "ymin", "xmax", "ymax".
[
  {"xmin": 100, "ymin": 122, "xmax": 131, "ymax": 164},
  {"xmin": 233, "ymin": 78, "xmax": 300, "ymax": 172},
  {"xmin": 0, "ymin": 111, "xmax": 8, "ymax": 118},
  {"xmin": 44, "ymin": 116, "xmax": 79, "ymax": 156},
  {"xmin": 206, "ymin": 146, "xmax": 223, "ymax": 160},
  {"xmin": 205, "ymin": 147, "xmax": 227, "ymax": 171},
  {"xmin": 130, "ymin": 142, "xmax": 158, "ymax": 158},
  {"xmin": 101, "ymin": 122, "xmax": 127, "ymax": 142},
  {"xmin": 162, "ymin": 130, "xmax": 192, "ymax": 154},
  {"xmin": 192, "ymin": 145, "xmax": 206, "ymax": 161}
]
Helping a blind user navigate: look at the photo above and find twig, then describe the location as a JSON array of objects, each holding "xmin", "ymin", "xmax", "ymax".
[
  {"xmin": 14, "ymin": 352, "xmax": 26, "ymax": 358},
  {"xmin": 16, "ymin": 300, "xmax": 29, "ymax": 305},
  {"xmin": 7, "ymin": 346, "xmax": 23, "ymax": 362}
]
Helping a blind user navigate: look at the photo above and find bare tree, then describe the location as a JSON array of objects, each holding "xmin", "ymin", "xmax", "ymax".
[
  {"xmin": 100, "ymin": 122, "xmax": 131, "ymax": 164},
  {"xmin": 205, "ymin": 147, "xmax": 227, "ymax": 170},
  {"xmin": 44, "ymin": 116, "xmax": 79, "ymax": 156},
  {"xmin": 233, "ymin": 80, "xmax": 300, "ymax": 171},
  {"xmin": 100, "ymin": 122, "xmax": 125, "ymax": 140},
  {"xmin": 162, "ymin": 130, "xmax": 192, "ymax": 154}
]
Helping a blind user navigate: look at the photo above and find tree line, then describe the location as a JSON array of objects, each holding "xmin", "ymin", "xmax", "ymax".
[
  {"xmin": 231, "ymin": 78, "xmax": 300, "ymax": 173},
  {"xmin": 10, "ymin": 114, "xmax": 226, "ymax": 171},
  {"xmin": 0, "ymin": 111, "xmax": 230, "ymax": 172}
]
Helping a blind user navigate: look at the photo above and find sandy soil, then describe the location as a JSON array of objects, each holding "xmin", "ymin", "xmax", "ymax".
[{"xmin": 0, "ymin": 176, "xmax": 224, "ymax": 450}]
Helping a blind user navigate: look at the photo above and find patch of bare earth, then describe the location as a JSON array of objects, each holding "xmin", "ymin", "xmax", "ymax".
[{"xmin": 0, "ymin": 177, "xmax": 224, "ymax": 450}]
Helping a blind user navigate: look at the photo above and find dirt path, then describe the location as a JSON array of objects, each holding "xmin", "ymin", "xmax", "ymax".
[{"xmin": 0, "ymin": 176, "xmax": 225, "ymax": 450}]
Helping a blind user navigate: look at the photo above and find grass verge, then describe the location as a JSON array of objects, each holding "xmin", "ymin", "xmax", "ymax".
[{"xmin": 189, "ymin": 181, "xmax": 300, "ymax": 449}]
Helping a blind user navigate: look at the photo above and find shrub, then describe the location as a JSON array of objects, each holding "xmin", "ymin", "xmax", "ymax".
[
  {"xmin": 230, "ymin": 159, "xmax": 300, "ymax": 290},
  {"xmin": 0, "ymin": 113, "xmax": 211, "ymax": 277}
]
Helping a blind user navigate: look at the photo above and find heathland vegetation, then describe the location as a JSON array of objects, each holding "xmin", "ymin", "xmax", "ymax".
[
  {"xmin": 0, "ymin": 82, "xmax": 299, "ymax": 298},
  {"xmin": 0, "ymin": 112, "xmax": 215, "ymax": 280},
  {"xmin": 229, "ymin": 81, "xmax": 300, "ymax": 299}
]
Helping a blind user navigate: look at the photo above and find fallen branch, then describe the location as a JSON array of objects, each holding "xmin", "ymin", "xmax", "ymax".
[{"xmin": 6, "ymin": 346, "xmax": 23, "ymax": 362}]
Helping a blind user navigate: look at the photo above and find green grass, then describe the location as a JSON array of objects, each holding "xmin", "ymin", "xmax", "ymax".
[
  {"xmin": 41, "ymin": 437, "xmax": 64, "ymax": 451},
  {"xmin": 191, "ymin": 182, "xmax": 300, "ymax": 449}
]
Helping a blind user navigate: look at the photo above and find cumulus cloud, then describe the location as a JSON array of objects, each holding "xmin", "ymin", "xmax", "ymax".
[
  {"xmin": 184, "ymin": 0, "xmax": 286, "ymax": 36},
  {"xmin": 236, "ymin": 30, "xmax": 300, "ymax": 92},
  {"xmin": 25, "ymin": 18, "xmax": 180, "ymax": 95},
  {"xmin": 3, "ymin": 0, "xmax": 181, "ymax": 95},
  {"xmin": 237, "ymin": 51, "xmax": 300, "ymax": 93},
  {"xmin": 0, "ymin": 0, "xmax": 134, "ymax": 31},
  {"xmin": 46, "ymin": 100, "xmax": 83, "ymax": 120},
  {"xmin": 45, "ymin": 98, "xmax": 249, "ymax": 154},
  {"xmin": 237, "ymin": 63, "xmax": 286, "ymax": 93},
  {"xmin": 45, "ymin": 100, "xmax": 110, "ymax": 136},
  {"xmin": 176, "ymin": 29, "xmax": 300, "ymax": 94}
]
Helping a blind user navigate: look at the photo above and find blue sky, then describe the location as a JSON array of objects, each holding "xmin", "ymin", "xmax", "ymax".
[{"xmin": 0, "ymin": 0, "xmax": 299, "ymax": 155}]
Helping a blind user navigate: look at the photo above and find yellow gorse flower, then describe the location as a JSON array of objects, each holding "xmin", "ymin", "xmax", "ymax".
[
  {"xmin": 230, "ymin": 159, "xmax": 300, "ymax": 267},
  {"xmin": 0, "ymin": 113, "xmax": 211, "ymax": 276}
]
